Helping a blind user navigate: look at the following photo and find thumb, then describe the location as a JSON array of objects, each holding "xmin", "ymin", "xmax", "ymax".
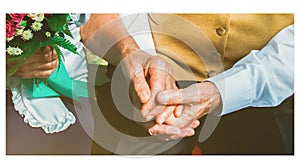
[
  {"xmin": 156, "ymin": 84, "xmax": 201, "ymax": 105},
  {"xmin": 132, "ymin": 70, "xmax": 151, "ymax": 103}
]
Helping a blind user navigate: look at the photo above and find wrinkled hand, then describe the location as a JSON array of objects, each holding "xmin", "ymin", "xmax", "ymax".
[
  {"xmin": 148, "ymin": 82, "xmax": 222, "ymax": 140},
  {"xmin": 8, "ymin": 46, "xmax": 58, "ymax": 78},
  {"xmin": 148, "ymin": 115, "xmax": 200, "ymax": 141},
  {"xmin": 122, "ymin": 49, "xmax": 175, "ymax": 104},
  {"xmin": 123, "ymin": 50, "xmax": 180, "ymax": 122},
  {"xmin": 123, "ymin": 49, "xmax": 200, "ymax": 140}
]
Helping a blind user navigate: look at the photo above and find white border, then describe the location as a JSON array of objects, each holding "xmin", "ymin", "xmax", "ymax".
[{"xmin": 1, "ymin": 0, "xmax": 299, "ymax": 167}]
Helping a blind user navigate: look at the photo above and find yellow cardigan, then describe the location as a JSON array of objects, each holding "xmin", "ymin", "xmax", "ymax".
[{"xmin": 148, "ymin": 14, "xmax": 294, "ymax": 81}]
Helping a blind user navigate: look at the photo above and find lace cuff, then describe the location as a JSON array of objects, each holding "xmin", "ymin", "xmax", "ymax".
[{"xmin": 10, "ymin": 77, "xmax": 76, "ymax": 134}]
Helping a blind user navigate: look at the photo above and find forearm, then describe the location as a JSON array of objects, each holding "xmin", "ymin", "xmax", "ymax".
[{"xmin": 80, "ymin": 14, "xmax": 140, "ymax": 64}]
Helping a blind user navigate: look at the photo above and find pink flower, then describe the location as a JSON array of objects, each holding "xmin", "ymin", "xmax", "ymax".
[
  {"xmin": 9, "ymin": 13, "xmax": 26, "ymax": 28},
  {"xmin": 6, "ymin": 20, "xmax": 16, "ymax": 38}
]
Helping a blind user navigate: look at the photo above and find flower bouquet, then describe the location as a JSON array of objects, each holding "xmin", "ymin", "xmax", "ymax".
[
  {"xmin": 6, "ymin": 13, "xmax": 79, "ymax": 75},
  {"xmin": 6, "ymin": 13, "xmax": 87, "ymax": 101}
]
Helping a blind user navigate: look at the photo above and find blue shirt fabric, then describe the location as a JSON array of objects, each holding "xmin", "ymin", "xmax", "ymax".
[{"xmin": 207, "ymin": 24, "xmax": 294, "ymax": 115}]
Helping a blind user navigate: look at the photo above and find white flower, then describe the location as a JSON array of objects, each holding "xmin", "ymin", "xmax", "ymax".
[
  {"xmin": 6, "ymin": 46, "xmax": 23, "ymax": 56},
  {"xmin": 31, "ymin": 21, "xmax": 43, "ymax": 31},
  {"xmin": 14, "ymin": 47, "xmax": 24, "ymax": 56},
  {"xmin": 45, "ymin": 31, "xmax": 51, "ymax": 38},
  {"xmin": 22, "ymin": 29, "xmax": 33, "ymax": 41},
  {"xmin": 6, "ymin": 36, "xmax": 14, "ymax": 42},
  {"xmin": 6, "ymin": 46, "xmax": 15, "ymax": 55},
  {"xmin": 27, "ymin": 13, "xmax": 45, "ymax": 22},
  {"xmin": 16, "ymin": 28, "xmax": 24, "ymax": 36}
]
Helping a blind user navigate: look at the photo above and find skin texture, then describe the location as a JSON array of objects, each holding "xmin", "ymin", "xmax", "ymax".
[
  {"xmin": 80, "ymin": 14, "xmax": 200, "ymax": 139},
  {"xmin": 8, "ymin": 46, "xmax": 58, "ymax": 78},
  {"xmin": 149, "ymin": 81, "xmax": 222, "ymax": 140}
]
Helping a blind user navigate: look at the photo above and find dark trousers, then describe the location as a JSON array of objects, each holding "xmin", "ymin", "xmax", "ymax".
[
  {"xmin": 6, "ymin": 64, "xmax": 293, "ymax": 155},
  {"xmin": 91, "ymin": 64, "xmax": 293, "ymax": 155},
  {"xmin": 274, "ymin": 95, "xmax": 294, "ymax": 154}
]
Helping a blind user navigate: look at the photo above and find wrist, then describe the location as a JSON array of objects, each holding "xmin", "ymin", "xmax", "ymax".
[
  {"xmin": 118, "ymin": 37, "xmax": 140, "ymax": 58},
  {"xmin": 202, "ymin": 81, "xmax": 223, "ymax": 115}
]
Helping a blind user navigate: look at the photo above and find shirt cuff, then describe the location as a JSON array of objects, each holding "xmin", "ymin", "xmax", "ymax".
[{"xmin": 206, "ymin": 66, "xmax": 254, "ymax": 115}]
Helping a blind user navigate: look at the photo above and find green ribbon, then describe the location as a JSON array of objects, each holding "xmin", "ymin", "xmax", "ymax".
[{"xmin": 22, "ymin": 60, "xmax": 89, "ymax": 102}]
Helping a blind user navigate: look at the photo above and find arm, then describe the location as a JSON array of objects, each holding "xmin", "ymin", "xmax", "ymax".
[
  {"xmin": 152, "ymin": 24, "xmax": 294, "ymax": 138},
  {"xmin": 80, "ymin": 14, "xmax": 200, "ymax": 139},
  {"xmin": 80, "ymin": 14, "xmax": 175, "ymax": 105},
  {"xmin": 80, "ymin": 14, "xmax": 140, "ymax": 65},
  {"xmin": 207, "ymin": 24, "xmax": 294, "ymax": 115}
]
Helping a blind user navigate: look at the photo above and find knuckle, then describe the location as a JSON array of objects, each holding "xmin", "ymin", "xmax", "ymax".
[{"xmin": 42, "ymin": 70, "xmax": 53, "ymax": 78}]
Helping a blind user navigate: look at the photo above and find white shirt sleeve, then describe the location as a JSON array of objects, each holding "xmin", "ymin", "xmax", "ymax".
[
  {"xmin": 207, "ymin": 24, "xmax": 294, "ymax": 115},
  {"xmin": 120, "ymin": 13, "xmax": 157, "ymax": 55}
]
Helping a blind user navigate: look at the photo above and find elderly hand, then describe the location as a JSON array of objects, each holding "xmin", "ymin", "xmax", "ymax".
[
  {"xmin": 122, "ymin": 49, "xmax": 176, "ymax": 114},
  {"xmin": 148, "ymin": 81, "xmax": 222, "ymax": 140},
  {"xmin": 124, "ymin": 50, "xmax": 204, "ymax": 140},
  {"xmin": 8, "ymin": 46, "xmax": 58, "ymax": 78},
  {"xmin": 122, "ymin": 49, "xmax": 201, "ymax": 139},
  {"xmin": 148, "ymin": 116, "xmax": 200, "ymax": 141}
]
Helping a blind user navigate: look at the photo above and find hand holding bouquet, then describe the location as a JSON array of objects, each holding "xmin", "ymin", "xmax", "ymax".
[
  {"xmin": 6, "ymin": 13, "xmax": 88, "ymax": 101},
  {"xmin": 6, "ymin": 13, "xmax": 79, "ymax": 77}
]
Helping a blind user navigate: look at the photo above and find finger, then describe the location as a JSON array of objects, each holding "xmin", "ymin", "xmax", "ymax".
[
  {"xmin": 169, "ymin": 128, "xmax": 195, "ymax": 140},
  {"xmin": 34, "ymin": 47, "xmax": 57, "ymax": 63},
  {"xmin": 150, "ymin": 73, "xmax": 178, "ymax": 123},
  {"xmin": 36, "ymin": 59, "xmax": 58, "ymax": 71},
  {"xmin": 41, "ymin": 46, "xmax": 53, "ymax": 53},
  {"xmin": 145, "ymin": 105, "xmax": 165, "ymax": 121},
  {"xmin": 43, "ymin": 50, "xmax": 58, "ymax": 62},
  {"xmin": 165, "ymin": 73, "xmax": 177, "ymax": 88},
  {"xmin": 148, "ymin": 124, "xmax": 181, "ymax": 136},
  {"xmin": 132, "ymin": 70, "xmax": 151, "ymax": 103},
  {"xmin": 169, "ymin": 120, "xmax": 199, "ymax": 140},
  {"xmin": 156, "ymin": 105, "xmax": 176, "ymax": 124},
  {"xmin": 182, "ymin": 120, "xmax": 200, "ymax": 134},
  {"xmin": 192, "ymin": 120, "xmax": 200, "ymax": 129},
  {"xmin": 148, "ymin": 67, "xmax": 167, "ymax": 91},
  {"xmin": 34, "ymin": 69, "xmax": 56, "ymax": 78},
  {"xmin": 141, "ymin": 89, "xmax": 159, "ymax": 118},
  {"xmin": 156, "ymin": 84, "xmax": 201, "ymax": 105},
  {"xmin": 174, "ymin": 105, "xmax": 184, "ymax": 117},
  {"xmin": 16, "ymin": 68, "xmax": 55, "ymax": 79}
]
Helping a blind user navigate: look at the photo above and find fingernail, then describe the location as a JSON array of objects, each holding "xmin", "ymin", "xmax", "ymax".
[
  {"xmin": 140, "ymin": 91, "xmax": 149, "ymax": 103},
  {"xmin": 143, "ymin": 109, "xmax": 150, "ymax": 117},
  {"xmin": 148, "ymin": 129, "xmax": 153, "ymax": 136},
  {"xmin": 188, "ymin": 129, "xmax": 195, "ymax": 136},
  {"xmin": 157, "ymin": 117, "xmax": 165, "ymax": 125},
  {"xmin": 157, "ymin": 92, "xmax": 169, "ymax": 103},
  {"xmin": 145, "ymin": 114, "xmax": 155, "ymax": 121}
]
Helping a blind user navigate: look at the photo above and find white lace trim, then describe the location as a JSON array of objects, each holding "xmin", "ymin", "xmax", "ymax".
[{"xmin": 9, "ymin": 77, "xmax": 76, "ymax": 134}]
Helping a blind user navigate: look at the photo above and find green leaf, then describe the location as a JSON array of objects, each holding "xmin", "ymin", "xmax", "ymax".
[
  {"xmin": 51, "ymin": 44, "xmax": 64, "ymax": 61},
  {"xmin": 6, "ymin": 13, "xmax": 81, "ymax": 77},
  {"xmin": 51, "ymin": 35, "xmax": 79, "ymax": 56},
  {"xmin": 6, "ymin": 47, "xmax": 37, "ymax": 76},
  {"xmin": 20, "ymin": 20, "xmax": 27, "ymax": 28},
  {"xmin": 51, "ymin": 44, "xmax": 68, "ymax": 73},
  {"xmin": 46, "ymin": 14, "xmax": 69, "ymax": 32},
  {"xmin": 7, "ymin": 61, "xmax": 24, "ymax": 77},
  {"xmin": 7, "ymin": 43, "xmax": 40, "ymax": 63},
  {"xmin": 63, "ymin": 25, "xmax": 73, "ymax": 38}
]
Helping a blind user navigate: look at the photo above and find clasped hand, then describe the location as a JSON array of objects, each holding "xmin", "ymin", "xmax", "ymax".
[{"xmin": 124, "ymin": 49, "xmax": 222, "ymax": 141}]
